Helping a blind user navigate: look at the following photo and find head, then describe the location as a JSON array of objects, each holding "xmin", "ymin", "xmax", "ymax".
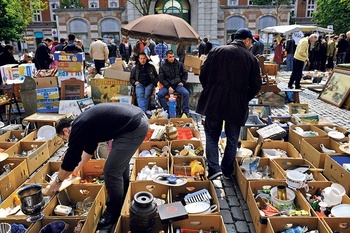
[
  {"xmin": 203, "ymin": 37, "xmax": 208, "ymax": 43},
  {"xmin": 107, "ymin": 38, "xmax": 112, "ymax": 44},
  {"xmin": 309, "ymin": 34, "xmax": 318, "ymax": 44},
  {"xmin": 254, "ymin": 34, "xmax": 260, "ymax": 41},
  {"xmin": 339, "ymin": 33, "xmax": 345, "ymax": 39},
  {"xmin": 280, "ymin": 38, "xmax": 286, "ymax": 44},
  {"xmin": 59, "ymin": 38, "xmax": 66, "ymax": 44},
  {"xmin": 165, "ymin": 50, "xmax": 175, "ymax": 63},
  {"xmin": 347, "ymin": 31, "xmax": 350, "ymax": 39},
  {"xmin": 138, "ymin": 52, "xmax": 148, "ymax": 65},
  {"xmin": 5, "ymin": 44, "xmax": 15, "ymax": 54},
  {"xmin": 56, "ymin": 118, "xmax": 74, "ymax": 142},
  {"xmin": 234, "ymin": 28, "xmax": 254, "ymax": 49},
  {"xmin": 44, "ymin": 38, "xmax": 53, "ymax": 47},
  {"xmin": 68, "ymin": 34, "xmax": 76, "ymax": 42},
  {"xmin": 76, "ymin": 40, "xmax": 83, "ymax": 47},
  {"xmin": 98, "ymin": 38, "xmax": 103, "ymax": 41}
]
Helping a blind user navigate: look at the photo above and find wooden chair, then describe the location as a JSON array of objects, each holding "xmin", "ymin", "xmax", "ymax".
[
  {"xmin": 0, "ymin": 84, "xmax": 21, "ymax": 124},
  {"xmin": 256, "ymin": 55, "xmax": 281, "ymax": 95}
]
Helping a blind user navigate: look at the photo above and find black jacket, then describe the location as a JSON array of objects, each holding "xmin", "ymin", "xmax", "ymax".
[
  {"xmin": 130, "ymin": 62, "xmax": 158, "ymax": 86},
  {"xmin": 108, "ymin": 43, "xmax": 118, "ymax": 57},
  {"xmin": 119, "ymin": 43, "xmax": 132, "ymax": 58},
  {"xmin": 34, "ymin": 42, "xmax": 52, "ymax": 69},
  {"xmin": 63, "ymin": 43, "xmax": 83, "ymax": 54},
  {"xmin": 196, "ymin": 41, "xmax": 261, "ymax": 126},
  {"xmin": 0, "ymin": 51, "xmax": 19, "ymax": 66},
  {"xmin": 159, "ymin": 59, "xmax": 188, "ymax": 89},
  {"xmin": 285, "ymin": 38, "xmax": 296, "ymax": 55}
]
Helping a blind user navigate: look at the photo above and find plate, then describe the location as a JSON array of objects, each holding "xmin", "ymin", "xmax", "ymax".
[
  {"xmin": 185, "ymin": 201, "xmax": 210, "ymax": 214},
  {"xmin": 339, "ymin": 144, "xmax": 350, "ymax": 154},
  {"xmin": 328, "ymin": 131, "xmax": 345, "ymax": 140},
  {"xmin": 236, "ymin": 148, "xmax": 253, "ymax": 157},
  {"xmin": 0, "ymin": 153, "xmax": 9, "ymax": 162},
  {"xmin": 331, "ymin": 204, "xmax": 350, "ymax": 217},
  {"xmin": 152, "ymin": 174, "xmax": 187, "ymax": 187},
  {"xmin": 37, "ymin": 125, "xmax": 56, "ymax": 141}
]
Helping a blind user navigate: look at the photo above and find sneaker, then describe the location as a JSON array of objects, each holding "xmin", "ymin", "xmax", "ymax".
[
  {"xmin": 208, "ymin": 171, "xmax": 222, "ymax": 180},
  {"xmin": 98, "ymin": 210, "xmax": 118, "ymax": 227},
  {"xmin": 288, "ymin": 85, "xmax": 294, "ymax": 89},
  {"xmin": 222, "ymin": 174, "xmax": 233, "ymax": 180}
]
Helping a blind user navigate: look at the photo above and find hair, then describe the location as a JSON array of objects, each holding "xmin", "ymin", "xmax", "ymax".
[
  {"xmin": 166, "ymin": 50, "xmax": 174, "ymax": 56},
  {"xmin": 203, "ymin": 37, "xmax": 208, "ymax": 43},
  {"xmin": 5, "ymin": 44, "xmax": 14, "ymax": 51},
  {"xmin": 347, "ymin": 31, "xmax": 350, "ymax": 36},
  {"xmin": 138, "ymin": 52, "xmax": 147, "ymax": 57},
  {"xmin": 60, "ymin": 38, "xmax": 66, "ymax": 43},
  {"xmin": 55, "ymin": 118, "xmax": 73, "ymax": 135},
  {"xmin": 68, "ymin": 34, "xmax": 76, "ymax": 41},
  {"xmin": 309, "ymin": 34, "xmax": 318, "ymax": 39}
]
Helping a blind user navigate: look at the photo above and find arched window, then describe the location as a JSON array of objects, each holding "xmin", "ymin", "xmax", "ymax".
[
  {"xmin": 69, "ymin": 19, "xmax": 89, "ymax": 50},
  {"xmin": 258, "ymin": 16, "xmax": 277, "ymax": 30},
  {"xmin": 101, "ymin": 18, "xmax": 120, "ymax": 45},
  {"xmin": 226, "ymin": 16, "xmax": 245, "ymax": 42},
  {"xmin": 155, "ymin": 0, "xmax": 190, "ymax": 23}
]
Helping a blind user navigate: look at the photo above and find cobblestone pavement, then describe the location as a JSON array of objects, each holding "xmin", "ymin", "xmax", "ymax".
[{"xmin": 190, "ymin": 88, "xmax": 350, "ymax": 233}]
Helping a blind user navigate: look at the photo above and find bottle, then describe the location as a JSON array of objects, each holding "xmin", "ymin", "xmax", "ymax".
[{"xmin": 168, "ymin": 94, "xmax": 177, "ymax": 118}]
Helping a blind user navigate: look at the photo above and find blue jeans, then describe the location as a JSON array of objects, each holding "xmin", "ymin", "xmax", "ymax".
[
  {"xmin": 204, "ymin": 116, "xmax": 241, "ymax": 176},
  {"xmin": 286, "ymin": 54, "xmax": 293, "ymax": 71},
  {"xmin": 157, "ymin": 86, "xmax": 190, "ymax": 113},
  {"xmin": 109, "ymin": 57, "xmax": 116, "ymax": 64},
  {"xmin": 104, "ymin": 115, "xmax": 149, "ymax": 216},
  {"xmin": 135, "ymin": 83, "xmax": 154, "ymax": 112}
]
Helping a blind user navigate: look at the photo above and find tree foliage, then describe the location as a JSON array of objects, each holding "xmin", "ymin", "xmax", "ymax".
[
  {"xmin": 127, "ymin": 0, "xmax": 154, "ymax": 16},
  {"xmin": 0, "ymin": 0, "xmax": 47, "ymax": 41},
  {"xmin": 313, "ymin": 0, "xmax": 350, "ymax": 34},
  {"xmin": 60, "ymin": 0, "xmax": 84, "ymax": 9}
]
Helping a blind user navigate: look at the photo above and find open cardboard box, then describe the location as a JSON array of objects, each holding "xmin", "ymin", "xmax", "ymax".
[
  {"xmin": 23, "ymin": 130, "xmax": 64, "ymax": 157},
  {"xmin": 323, "ymin": 154, "xmax": 350, "ymax": 195},
  {"xmin": 130, "ymin": 156, "xmax": 170, "ymax": 182},
  {"xmin": 301, "ymin": 137, "xmax": 345, "ymax": 168},
  {"xmin": 120, "ymin": 180, "xmax": 169, "ymax": 217},
  {"xmin": 81, "ymin": 159, "xmax": 105, "ymax": 183},
  {"xmin": 5, "ymin": 141, "xmax": 50, "ymax": 174},
  {"xmin": 169, "ymin": 180, "xmax": 220, "ymax": 215},
  {"xmin": 0, "ymin": 218, "xmax": 35, "ymax": 232},
  {"xmin": 247, "ymin": 180, "xmax": 311, "ymax": 233},
  {"xmin": 44, "ymin": 184, "xmax": 106, "ymax": 233},
  {"xmin": 260, "ymin": 141, "xmax": 301, "ymax": 159},
  {"xmin": 322, "ymin": 217, "xmax": 350, "ymax": 233},
  {"xmin": 171, "ymin": 215, "xmax": 227, "ymax": 233},
  {"xmin": 235, "ymin": 157, "xmax": 285, "ymax": 201},
  {"xmin": 136, "ymin": 141, "xmax": 170, "ymax": 158},
  {"xmin": 172, "ymin": 156, "xmax": 206, "ymax": 181},
  {"xmin": 28, "ymin": 218, "xmax": 90, "ymax": 233},
  {"xmin": 26, "ymin": 161, "xmax": 62, "ymax": 184},
  {"xmin": 0, "ymin": 157, "xmax": 28, "ymax": 201},
  {"xmin": 272, "ymin": 158, "xmax": 327, "ymax": 182},
  {"xmin": 288, "ymin": 124, "xmax": 328, "ymax": 152},
  {"xmin": 267, "ymin": 217, "xmax": 331, "ymax": 233},
  {"xmin": 0, "ymin": 130, "xmax": 25, "ymax": 142},
  {"xmin": 313, "ymin": 124, "xmax": 350, "ymax": 137},
  {"xmin": 169, "ymin": 140, "xmax": 203, "ymax": 156},
  {"xmin": 116, "ymin": 215, "xmax": 169, "ymax": 233}
]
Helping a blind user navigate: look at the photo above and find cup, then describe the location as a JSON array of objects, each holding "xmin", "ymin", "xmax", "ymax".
[{"xmin": 277, "ymin": 185, "xmax": 287, "ymax": 200}]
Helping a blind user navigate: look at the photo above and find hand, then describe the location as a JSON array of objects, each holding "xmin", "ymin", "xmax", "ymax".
[
  {"xmin": 178, "ymin": 82, "xmax": 183, "ymax": 86},
  {"xmin": 71, "ymin": 167, "xmax": 80, "ymax": 177},
  {"xmin": 168, "ymin": 87, "xmax": 174, "ymax": 94},
  {"xmin": 307, "ymin": 60, "xmax": 310, "ymax": 66},
  {"xmin": 135, "ymin": 81, "xmax": 139, "ymax": 86},
  {"xmin": 48, "ymin": 180, "xmax": 62, "ymax": 194}
]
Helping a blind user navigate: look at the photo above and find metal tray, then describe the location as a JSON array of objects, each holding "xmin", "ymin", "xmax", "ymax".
[{"xmin": 245, "ymin": 115, "xmax": 266, "ymax": 127}]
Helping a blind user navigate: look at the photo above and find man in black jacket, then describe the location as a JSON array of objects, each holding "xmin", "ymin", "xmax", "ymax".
[
  {"xmin": 34, "ymin": 38, "xmax": 53, "ymax": 69},
  {"xmin": 63, "ymin": 34, "xmax": 83, "ymax": 54},
  {"xmin": 130, "ymin": 53, "xmax": 158, "ymax": 114},
  {"xmin": 157, "ymin": 50, "xmax": 190, "ymax": 116},
  {"xmin": 54, "ymin": 38, "xmax": 66, "ymax": 52},
  {"xmin": 196, "ymin": 28, "xmax": 261, "ymax": 180},
  {"xmin": 107, "ymin": 39, "xmax": 118, "ymax": 64}
]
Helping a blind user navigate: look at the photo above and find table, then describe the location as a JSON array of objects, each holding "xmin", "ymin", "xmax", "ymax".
[{"xmin": 23, "ymin": 113, "xmax": 67, "ymax": 128}]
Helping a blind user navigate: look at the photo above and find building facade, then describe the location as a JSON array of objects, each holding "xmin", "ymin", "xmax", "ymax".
[{"xmin": 23, "ymin": 0, "xmax": 315, "ymax": 52}]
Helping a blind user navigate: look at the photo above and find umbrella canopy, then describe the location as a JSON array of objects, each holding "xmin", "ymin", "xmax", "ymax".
[
  {"xmin": 121, "ymin": 14, "xmax": 200, "ymax": 44},
  {"xmin": 261, "ymin": 24, "xmax": 334, "ymax": 35}
]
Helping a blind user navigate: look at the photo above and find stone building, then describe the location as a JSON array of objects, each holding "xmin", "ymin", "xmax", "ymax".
[{"xmin": 23, "ymin": 0, "xmax": 316, "ymax": 52}]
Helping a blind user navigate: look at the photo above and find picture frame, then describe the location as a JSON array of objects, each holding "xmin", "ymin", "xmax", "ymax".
[
  {"xmin": 288, "ymin": 103, "xmax": 309, "ymax": 115},
  {"xmin": 248, "ymin": 104, "xmax": 271, "ymax": 118},
  {"xmin": 318, "ymin": 68, "xmax": 350, "ymax": 107},
  {"xmin": 76, "ymin": 97, "xmax": 95, "ymax": 112},
  {"xmin": 249, "ymin": 98, "xmax": 259, "ymax": 105}
]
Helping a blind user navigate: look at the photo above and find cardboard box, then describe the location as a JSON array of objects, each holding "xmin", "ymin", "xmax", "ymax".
[
  {"xmin": 272, "ymin": 158, "xmax": 328, "ymax": 182},
  {"xmin": 29, "ymin": 218, "xmax": 90, "ymax": 233},
  {"xmin": 288, "ymin": 124, "xmax": 328, "ymax": 152},
  {"xmin": 0, "ymin": 219, "xmax": 34, "ymax": 232},
  {"xmin": 131, "ymin": 157, "xmax": 169, "ymax": 182},
  {"xmin": 323, "ymin": 154, "xmax": 350, "ymax": 195},
  {"xmin": 81, "ymin": 159, "xmax": 105, "ymax": 182},
  {"xmin": 5, "ymin": 141, "xmax": 50, "ymax": 174},
  {"xmin": 54, "ymin": 51, "xmax": 85, "ymax": 62},
  {"xmin": 322, "ymin": 217, "xmax": 350, "ymax": 233},
  {"xmin": 267, "ymin": 217, "xmax": 330, "ymax": 233},
  {"xmin": 247, "ymin": 180, "xmax": 311, "ymax": 233},
  {"xmin": 184, "ymin": 55, "xmax": 202, "ymax": 74},
  {"xmin": 103, "ymin": 67, "xmax": 131, "ymax": 81},
  {"xmin": 34, "ymin": 77, "xmax": 58, "ymax": 88},
  {"xmin": 26, "ymin": 161, "xmax": 62, "ymax": 184},
  {"xmin": 172, "ymin": 156, "xmax": 206, "ymax": 180},
  {"xmin": 235, "ymin": 157, "xmax": 285, "ymax": 201},
  {"xmin": 267, "ymin": 115, "xmax": 293, "ymax": 131},
  {"xmin": 136, "ymin": 141, "xmax": 170, "ymax": 157},
  {"xmin": 120, "ymin": 181, "xmax": 169, "ymax": 217},
  {"xmin": 0, "ymin": 130, "xmax": 25, "ymax": 142},
  {"xmin": 116, "ymin": 215, "xmax": 169, "ymax": 233},
  {"xmin": 18, "ymin": 63, "xmax": 36, "ymax": 78},
  {"xmin": 90, "ymin": 78, "xmax": 131, "ymax": 104},
  {"xmin": 36, "ymin": 87, "xmax": 59, "ymax": 100},
  {"xmin": 170, "ymin": 180, "xmax": 220, "ymax": 215},
  {"xmin": 57, "ymin": 61, "xmax": 84, "ymax": 72},
  {"xmin": 0, "ymin": 158, "xmax": 28, "ymax": 200},
  {"xmin": 44, "ymin": 184, "xmax": 106, "ymax": 233},
  {"xmin": 171, "ymin": 215, "xmax": 227, "ymax": 233},
  {"xmin": 23, "ymin": 130, "xmax": 64, "ymax": 157},
  {"xmin": 0, "ymin": 64, "xmax": 21, "ymax": 83},
  {"xmin": 260, "ymin": 141, "xmax": 302, "ymax": 159},
  {"xmin": 301, "ymin": 137, "xmax": 344, "ymax": 168},
  {"xmin": 169, "ymin": 140, "xmax": 204, "ymax": 156},
  {"xmin": 313, "ymin": 124, "xmax": 350, "ymax": 137}
]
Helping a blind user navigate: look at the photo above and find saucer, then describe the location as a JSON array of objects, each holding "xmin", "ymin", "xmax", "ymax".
[
  {"xmin": 331, "ymin": 204, "xmax": 350, "ymax": 217},
  {"xmin": 339, "ymin": 144, "xmax": 350, "ymax": 154},
  {"xmin": 328, "ymin": 131, "xmax": 345, "ymax": 140}
]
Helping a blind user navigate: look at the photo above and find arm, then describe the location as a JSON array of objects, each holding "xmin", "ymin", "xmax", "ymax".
[
  {"xmin": 158, "ymin": 66, "xmax": 170, "ymax": 88},
  {"xmin": 180, "ymin": 62, "xmax": 188, "ymax": 84},
  {"xmin": 71, "ymin": 151, "xmax": 93, "ymax": 176},
  {"xmin": 130, "ymin": 66, "xmax": 138, "ymax": 85},
  {"xmin": 104, "ymin": 45, "xmax": 109, "ymax": 61}
]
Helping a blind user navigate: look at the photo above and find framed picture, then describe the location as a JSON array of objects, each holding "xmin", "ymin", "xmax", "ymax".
[
  {"xmin": 289, "ymin": 103, "xmax": 309, "ymax": 115},
  {"xmin": 318, "ymin": 68, "xmax": 350, "ymax": 107},
  {"xmin": 248, "ymin": 104, "xmax": 271, "ymax": 118},
  {"xmin": 76, "ymin": 97, "xmax": 95, "ymax": 112},
  {"xmin": 249, "ymin": 98, "xmax": 259, "ymax": 105}
]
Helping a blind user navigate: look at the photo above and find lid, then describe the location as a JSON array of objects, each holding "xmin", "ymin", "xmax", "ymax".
[
  {"xmin": 184, "ymin": 201, "xmax": 210, "ymax": 214},
  {"xmin": 286, "ymin": 170, "xmax": 306, "ymax": 182}
]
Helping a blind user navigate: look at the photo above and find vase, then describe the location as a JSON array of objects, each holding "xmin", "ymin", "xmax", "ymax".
[{"xmin": 17, "ymin": 184, "xmax": 45, "ymax": 222}]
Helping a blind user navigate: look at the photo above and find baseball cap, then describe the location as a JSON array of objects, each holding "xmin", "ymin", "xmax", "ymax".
[
  {"xmin": 235, "ymin": 28, "xmax": 254, "ymax": 40},
  {"xmin": 44, "ymin": 37, "xmax": 53, "ymax": 42},
  {"xmin": 253, "ymin": 34, "xmax": 260, "ymax": 39}
]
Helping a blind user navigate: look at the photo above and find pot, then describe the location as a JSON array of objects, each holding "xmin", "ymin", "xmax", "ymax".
[
  {"xmin": 184, "ymin": 202, "xmax": 217, "ymax": 214},
  {"xmin": 286, "ymin": 170, "xmax": 307, "ymax": 190}
]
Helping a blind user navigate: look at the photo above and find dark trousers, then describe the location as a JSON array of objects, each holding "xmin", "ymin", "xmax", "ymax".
[
  {"xmin": 94, "ymin": 59, "xmax": 105, "ymax": 74},
  {"xmin": 204, "ymin": 116, "xmax": 241, "ymax": 177},
  {"xmin": 326, "ymin": 56, "xmax": 334, "ymax": 69},
  {"xmin": 288, "ymin": 58, "xmax": 304, "ymax": 88}
]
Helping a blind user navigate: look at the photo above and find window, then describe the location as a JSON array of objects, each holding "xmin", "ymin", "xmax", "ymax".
[
  {"xmin": 32, "ymin": 9, "xmax": 42, "ymax": 22},
  {"xmin": 306, "ymin": 0, "xmax": 316, "ymax": 18},
  {"xmin": 89, "ymin": 0, "xmax": 99, "ymax": 8},
  {"xmin": 226, "ymin": 16, "xmax": 245, "ymax": 42},
  {"xmin": 50, "ymin": 2, "xmax": 59, "ymax": 21},
  {"xmin": 101, "ymin": 18, "xmax": 121, "ymax": 45},
  {"xmin": 108, "ymin": 0, "xmax": 118, "ymax": 8},
  {"xmin": 228, "ymin": 0, "xmax": 238, "ymax": 6}
]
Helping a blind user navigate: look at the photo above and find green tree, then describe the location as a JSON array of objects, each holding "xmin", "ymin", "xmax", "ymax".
[
  {"xmin": 0, "ymin": 0, "xmax": 47, "ymax": 41},
  {"xmin": 313, "ymin": 0, "xmax": 350, "ymax": 34},
  {"xmin": 127, "ymin": 0, "xmax": 154, "ymax": 16},
  {"xmin": 60, "ymin": 0, "xmax": 84, "ymax": 9}
]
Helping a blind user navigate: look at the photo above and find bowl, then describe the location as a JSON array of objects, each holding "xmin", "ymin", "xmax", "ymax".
[
  {"xmin": 270, "ymin": 186, "xmax": 296, "ymax": 207},
  {"xmin": 286, "ymin": 170, "xmax": 307, "ymax": 189}
]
